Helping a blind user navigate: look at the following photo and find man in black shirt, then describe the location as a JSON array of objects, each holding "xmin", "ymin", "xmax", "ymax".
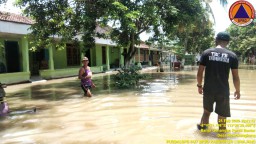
[{"xmin": 197, "ymin": 32, "xmax": 240, "ymax": 131}]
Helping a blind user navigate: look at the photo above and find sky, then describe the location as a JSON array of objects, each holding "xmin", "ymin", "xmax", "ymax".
[{"xmin": 1, "ymin": 0, "xmax": 256, "ymax": 40}]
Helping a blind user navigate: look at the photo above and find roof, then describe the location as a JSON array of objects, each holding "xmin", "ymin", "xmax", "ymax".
[
  {"xmin": 0, "ymin": 11, "xmax": 34, "ymax": 25},
  {"xmin": 136, "ymin": 42, "xmax": 150, "ymax": 49},
  {"xmin": 95, "ymin": 24, "xmax": 112, "ymax": 34}
]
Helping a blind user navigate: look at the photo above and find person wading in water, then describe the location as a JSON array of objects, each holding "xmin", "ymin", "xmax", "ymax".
[
  {"xmin": 197, "ymin": 32, "xmax": 240, "ymax": 131},
  {"xmin": 78, "ymin": 57, "xmax": 95, "ymax": 97}
]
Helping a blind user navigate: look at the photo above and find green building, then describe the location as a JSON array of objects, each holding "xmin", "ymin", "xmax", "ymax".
[
  {"xmin": 0, "ymin": 11, "xmax": 124, "ymax": 84},
  {"xmin": 0, "ymin": 11, "xmax": 162, "ymax": 84}
]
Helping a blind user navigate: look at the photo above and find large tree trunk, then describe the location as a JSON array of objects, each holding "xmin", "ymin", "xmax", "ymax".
[{"xmin": 124, "ymin": 33, "xmax": 137, "ymax": 67}]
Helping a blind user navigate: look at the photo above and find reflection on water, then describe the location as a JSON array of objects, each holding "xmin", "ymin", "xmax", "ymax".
[{"xmin": 0, "ymin": 68, "xmax": 256, "ymax": 143}]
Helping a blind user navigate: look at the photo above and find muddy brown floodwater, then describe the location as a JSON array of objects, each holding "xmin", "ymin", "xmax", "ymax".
[{"xmin": 0, "ymin": 68, "xmax": 255, "ymax": 144}]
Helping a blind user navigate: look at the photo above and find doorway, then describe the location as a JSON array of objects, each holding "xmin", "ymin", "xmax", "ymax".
[
  {"xmin": 29, "ymin": 49, "xmax": 49, "ymax": 76},
  {"xmin": 4, "ymin": 41, "xmax": 20, "ymax": 73}
]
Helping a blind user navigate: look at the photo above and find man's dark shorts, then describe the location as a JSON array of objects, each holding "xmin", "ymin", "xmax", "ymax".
[
  {"xmin": 81, "ymin": 84, "xmax": 92, "ymax": 94},
  {"xmin": 203, "ymin": 94, "xmax": 231, "ymax": 117}
]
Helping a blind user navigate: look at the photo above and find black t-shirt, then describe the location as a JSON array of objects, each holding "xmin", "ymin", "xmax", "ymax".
[{"xmin": 200, "ymin": 47, "xmax": 238, "ymax": 97}]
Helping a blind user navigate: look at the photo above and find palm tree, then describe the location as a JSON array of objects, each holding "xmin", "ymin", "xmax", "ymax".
[{"xmin": 204, "ymin": 0, "xmax": 228, "ymax": 23}]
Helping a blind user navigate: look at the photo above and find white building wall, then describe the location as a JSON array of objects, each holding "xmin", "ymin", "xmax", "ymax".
[{"xmin": 0, "ymin": 21, "xmax": 31, "ymax": 35}]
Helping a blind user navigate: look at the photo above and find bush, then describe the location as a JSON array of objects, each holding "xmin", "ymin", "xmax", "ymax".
[{"xmin": 114, "ymin": 65, "xmax": 145, "ymax": 88}]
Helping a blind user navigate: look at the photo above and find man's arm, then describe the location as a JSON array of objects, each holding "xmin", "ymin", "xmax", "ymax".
[
  {"xmin": 231, "ymin": 69, "xmax": 240, "ymax": 100},
  {"xmin": 197, "ymin": 65, "xmax": 205, "ymax": 94}
]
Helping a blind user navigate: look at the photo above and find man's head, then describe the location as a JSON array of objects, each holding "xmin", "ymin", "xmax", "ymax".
[{"xmin": 215, "ymin": 32, "xmax": 230, "ymax": 47}]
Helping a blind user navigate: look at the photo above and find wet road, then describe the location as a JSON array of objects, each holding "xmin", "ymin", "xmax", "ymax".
[{"xmin": 0, "ymin": 68, "xmax": 255, "ymax": 144}]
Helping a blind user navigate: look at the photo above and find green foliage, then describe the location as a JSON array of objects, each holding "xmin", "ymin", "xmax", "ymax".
[
  {"xmin": 13, "ymin": 0, "xmax": 114, "ymax": 51},
  {"xmin": 227, "ymin": 22, "xmax": 256, "ymax": 56},
  {"xmin": 0, "ymin": 41, "xmax": 3, "ymax": 49},
  {"xmin": 146, "ymin": 0, "xmax": 214, "ymax": 54},
  {"xmin": 114, "ymin": 65, "xmax": 146, "ymax": 89},
  {"xmin": 168, "ymin": 0, "xmax": 215, "ymax": 53},
  {"xmin": 8, "ymin": 0, "xmax": 216, "ymax": 61}
]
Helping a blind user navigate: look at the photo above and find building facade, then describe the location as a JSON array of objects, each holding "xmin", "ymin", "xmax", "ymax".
[{"xmin": 0, "ymin": 11, "xmax": 161, "ymax": 84}]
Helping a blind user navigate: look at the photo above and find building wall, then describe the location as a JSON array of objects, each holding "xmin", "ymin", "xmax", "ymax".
[
  {"xmin": 0, "ymin": 39, "xmax": 6, "ymax": 67},
  {"xmin": 0, "ymin": 36, "xmax": 23, "ymax": 72},
  {"xmin": 0, "ymin": 35, "xmax": 30, "ymax": 84},
  {"xmin": 151, "ymin": 51, "xmax": 160, "ymax": 65},
  {"xmin": 135, "ymin": 48, "xmax": 150, "ymax": 64},
  {"xmin": 91, "ymin": 47, "xmax": 96, "ymax": 66},
  {"xmin": 53, "ymin": 47, "xmax": 67, "ymax": 69},
  {"xmin": 0, "ymin": 21, "xmax": 31, "ymax": 35},
  {"xmin": 95, "ymin": 45, "xmax": 103, "ymax": 66},
  {"xmin": 109, "ymin": 47, "xmax": 120, "ymax": 68}
]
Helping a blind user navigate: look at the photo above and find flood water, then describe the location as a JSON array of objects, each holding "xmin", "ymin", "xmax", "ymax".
[{"xmin": 0, "ymin": 68, "xmax": 256, "ymax": 144}]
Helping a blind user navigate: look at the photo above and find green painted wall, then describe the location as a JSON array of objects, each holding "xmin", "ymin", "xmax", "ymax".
[
  {"xmin": 21, "ymin": 37, "xmax": 29, "ymax": 72},
  {"xmin": 0, "ymin": 36, "xmax": 30, "ymax": 84},
  {"xmin": 184, "ymin": 54, "xmax": 195, "ymax": 65},
  {"xmin": 18, "ymin": 39, "xmax": 23, "ymax": 72},
  {"xmin": 53, "ymin": 47, "xmax": 67, "ymax": 69},
  {"xmin": 0, "ymin": 38, "xmax": 6, "ymax": 67},
  {"xmin": 0, "ymin": 72, "xmax": 30, "ymax": 84},
  {"xmin": 105, "ymin": 46, "xmax": 110, "ymax": 70},
  {"xmin": 119, "ymin": 47, "xmax": 124, "ymax": 67},
  {"xmin": 40, "ymin": 66, "xmax": 103, "ymax": 79},
  {"xmin": 91, "ymin": 47, "xmax": 96, "ymax": 66},
  {"xmin": 95, "ymin": 45, "xmax": 103, "ymax": 66},
  {"xmin": 109, "ymin": 47, "xmax": 119, "ymax": 65}
]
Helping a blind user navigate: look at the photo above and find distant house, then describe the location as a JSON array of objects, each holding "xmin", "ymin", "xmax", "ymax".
[{"xmin": 135, "ymin": 42, "xmax": 161, "ymax": 66}]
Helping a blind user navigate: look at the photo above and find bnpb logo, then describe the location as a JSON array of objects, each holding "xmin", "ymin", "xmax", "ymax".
[{"xmin": 229, "ymin": 0, "xmax": 255, "ymax": 27}]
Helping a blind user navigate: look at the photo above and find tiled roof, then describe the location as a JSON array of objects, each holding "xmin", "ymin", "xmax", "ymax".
[
  {"xmin": 95, "ymin": 24, "xmax": 112, "ymax": 34},
  {"xmin": 136, "ymin": 42, "xmax": 150, "ymax": 49},
  {"xmin": 0, "ymin": 11, "xmax": 34, "ymax": 25}
]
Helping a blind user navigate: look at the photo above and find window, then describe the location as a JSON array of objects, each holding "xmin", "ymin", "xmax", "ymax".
[{"xmin": 66, "ymin": 44, "xmax": 80, "ymax": 66}]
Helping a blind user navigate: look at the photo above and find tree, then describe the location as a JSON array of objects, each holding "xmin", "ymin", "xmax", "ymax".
[
  {"xmin": 14, "ymin": 0, "xmax": 115, "ymax": 51},
  {"xmin": 10, "ymin": 0, "xmax": 215, "ymax": 66},
  {"xmin": 100, "ymin": 0, "xmax": 180, "ymax": 66},
  {"xmin": 204, "ymin": 0, "xmax": 227, "ymax": 23},
  {"xmin": 227, "ymin": 21, "xmax": 256, "ymax": 58},
  {"xmin": 164, "ymin": 0, "xmax": 215, "ymax": 54}
]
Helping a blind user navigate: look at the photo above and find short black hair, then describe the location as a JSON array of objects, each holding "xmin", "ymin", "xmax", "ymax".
[{"xmin": 216, "ymin": 32, "xmax": 230, "ymax": 41}]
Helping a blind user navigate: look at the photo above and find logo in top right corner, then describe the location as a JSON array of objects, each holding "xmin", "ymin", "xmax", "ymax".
[{"xmin": 229, "ymin": 0, "xmax": 255, "ymax": 27}]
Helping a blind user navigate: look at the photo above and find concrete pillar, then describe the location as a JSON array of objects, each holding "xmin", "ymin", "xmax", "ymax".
[
  {"xmin": 137, "ymin": 48, "xmax": 142, "ymax": 67},
  {"xmin": 80, "ymin": 42, "xmax": 84, "ymax": 62},
  {"xmin": 0, "ymin": 39, "xmax": 6, "ymax": 66},
  {"xmin": 48, "ymin": 46, "xmax": 54, "ymax": 70},
  {"xmin": 119, "ymin": 47, "xmax": 124, "ymax": 67},
  {"xmin": 148, "ymin": 49, "xmax": 152, "ymax": 66},
  {"xmin": 95, "ymin": 46, "xmax": 100, "ymax": 66},
  {"xmin": 21, "ymin": 37, "xmax": 29, "ymax": 72},
  {"xmin": 106, "ymin": 46, "xmax": 110, "ymax": 70}
]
